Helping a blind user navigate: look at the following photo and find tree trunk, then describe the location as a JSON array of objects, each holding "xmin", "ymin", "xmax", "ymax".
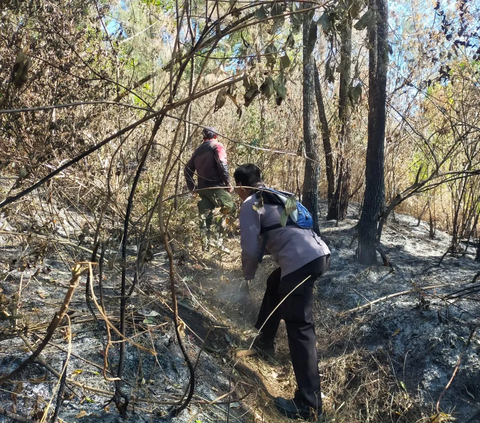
[
  {"xmin": 329, "ymin": 159, "xmax": 350, "ymax": 220},
  {"xmin": 314, "ymin": 62, "xmax": 334, "ymax": 206},
  {"xmin": 327, "ymin": 17, "xmax": 352, "ymax": 221},
  {"xmin": 302, "ymin": 5, "xmax": 320, "ymax": 235},
  {"xmin": 358, "ymin": 0, "xmax": 388, "ymax": 264}
]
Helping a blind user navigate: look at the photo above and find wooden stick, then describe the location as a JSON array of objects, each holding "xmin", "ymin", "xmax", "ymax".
[{"xmin": 339, "ymin": 284, "xmax": 449, "ymax": 316}]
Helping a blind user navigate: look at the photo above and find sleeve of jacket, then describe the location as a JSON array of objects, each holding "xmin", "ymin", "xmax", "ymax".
[
  {"xmin": 213, "ymin": 142, "xmax": 231, "ymax": 186},
  {"xmin": 239, "ymin": 197, "xmax": 261, "ymax": 280},
  {"xmin": 184, "ymin": 155, "xmax": 196, "ymax": 191}
]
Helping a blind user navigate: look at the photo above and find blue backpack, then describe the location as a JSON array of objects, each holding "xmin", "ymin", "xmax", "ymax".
[{"xmin": 255, "ymin": 188, "xmax": 314, "ymax": 262}]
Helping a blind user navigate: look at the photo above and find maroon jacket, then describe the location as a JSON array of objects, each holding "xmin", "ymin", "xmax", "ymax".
[{"xmin": 184, "ymin": 138, "xmax": 231, "ymax": 191}]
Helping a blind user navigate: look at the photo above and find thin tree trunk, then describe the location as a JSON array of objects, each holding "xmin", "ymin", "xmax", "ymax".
[
  {"xmin": 327, "ymin": 17, "xmax": 352, "ymax": 221},
  {"xmin": 302, "ymin": 4, "xmax": 320, "ymax": 235},
  {"xmin": 314, "ymin": 62, "xmax": 334, "ymax": 206},
  {"xmin": 358, "ymin": 0, "xmax": 388, "ymax": 264}
]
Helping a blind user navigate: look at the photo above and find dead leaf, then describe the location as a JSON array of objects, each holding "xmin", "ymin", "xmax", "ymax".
[
  {"xmin": 75, "ymin": 410, "xmax": 88, "ymax": 418},
  {"xmin": 429, "ymin": 413, "xmax": 453, "ymax": 423},
  {"xmin": 391, "ymin": 328, "xmax": 401, "ymax": 336},
  {"xmin": 214, "ymin": 87, "xmax": 228, "ymax": 112},
  {"xmin": 236, "ymin": 349, "xmax": 256, "ymax": 358},
  {"xmin": 29, "ymin": 374, "xmax": 48, "ymax": 384},
  {"xmin": 177, "ymin": 319, "xmax": 186, "ymax": 337},
  {"xmin": 221, "ymin": 275, "xmax": 231, "ymax": 284}
]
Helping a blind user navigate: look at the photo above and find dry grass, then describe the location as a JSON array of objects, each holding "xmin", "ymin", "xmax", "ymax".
[{"xmin": 316, "ymin": 313, "xmax": 439, "ymax": 423}]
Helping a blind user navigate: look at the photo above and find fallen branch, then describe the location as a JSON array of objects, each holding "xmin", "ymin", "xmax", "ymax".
[
  {"xmin": 339, "ymin": 284, "xmax": 449, "ymax": 316},
  {"xmin": 443, "ymin": 271, "xmax": 480, "ymax": 299},
  {"xmin": 0, "ymin": 230, "xmax": 94, "ymax": 254}
]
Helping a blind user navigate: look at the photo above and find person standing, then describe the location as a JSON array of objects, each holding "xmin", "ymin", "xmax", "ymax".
[
  {"xmin": 184, "ymin": 127, "xmax": 234, "ymax": 250},
  {"xmin": 234, "ymin": 163, "xmax": 331, "ymax": 421}
]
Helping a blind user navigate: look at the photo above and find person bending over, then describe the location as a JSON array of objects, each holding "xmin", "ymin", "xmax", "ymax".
[{"xmin": 234, "ymin": 163, "xmax": 330, "ymax": 421}]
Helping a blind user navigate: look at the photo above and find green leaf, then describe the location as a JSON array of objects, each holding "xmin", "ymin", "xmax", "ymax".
[
  {"xmin": 271, "ymin": 3, "xmax": 285, "ymax": 31},
  {"xmin": 244, "ymin": 87, "xmax": 259, "ymax": 107},
  {"xmin": 274, "ymin": 73, "xmax": 287, "ymax": 105},
  {"xmin": 349, "ymin": 0, "xmax": 363, "ymax": 19},
  {"xmin": 289, "ymin": 2, "xmax": 302, "ymax": 31},
  {"xmin": 280, "ymin": 54, "xmax": 291, "ymax": 70},
  {"xmin": 284, "ymin": 32, "xmax": 295, "ymax": 49},
  {"xmin": 285, "ymin": 197, "xmax": 297, "ymax": 216},
  {"xmin": 214, "ymin": 87, "xmax": 228, "ymax": 112},
  {"xmin": 255, "ymin": 5, "xmax": 267, "ymax": 20},
  {"xmin": 18, "ymin": 167, "xmax": 28, "ymax": 179},
  {"xmin": 260, "ymin": 76, "xmax": 275, "ymax": 99},
  {"xmin": 265, "ymin": 43, "xmax": 278, "ymax": 68},
  {"xmin": 265, "ymin": 43, "xmax": 278, "ymax": 56},
  {"xmin": 280, "ymin": 210, "xmax": 288, "ymax": 227},
  {"xmin": 354, "ymin": 9, "xmax": 374, "ymax": 31},
  {"xmin": 271, "ymin": 3, "xmax": 283, "ymax": 16}
]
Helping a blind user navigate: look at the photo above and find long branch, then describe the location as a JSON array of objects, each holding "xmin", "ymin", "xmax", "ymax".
[
  {"xmin": 0, "ymin": 100, "xmax": 153, "ymax": 114},
  {"xmin": 339, "ymin": 284, "xmax": 448, "ymax": 316}
]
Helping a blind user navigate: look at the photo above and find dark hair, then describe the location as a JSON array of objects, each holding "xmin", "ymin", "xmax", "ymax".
[
  {"xmin": 234, "ymin": 164, "xmax": 263, "ymax": 187},
  {"xmin": 202, "ymin": 127, "xmax": 217, "ymax": 140}
]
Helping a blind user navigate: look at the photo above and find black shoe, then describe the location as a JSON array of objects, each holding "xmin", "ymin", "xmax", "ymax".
[
  {"xmin": 274, "ymin": 397, "xmax": 319, "ymax": 421},
  {"xmin": 252, "ymin": 334, "xmax": 275, "ymax": 359}
]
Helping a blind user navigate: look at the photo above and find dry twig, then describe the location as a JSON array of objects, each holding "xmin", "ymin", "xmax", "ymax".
[{"xmin": 0, "ymin": 264, "xmax": 86, "ymax": 384}]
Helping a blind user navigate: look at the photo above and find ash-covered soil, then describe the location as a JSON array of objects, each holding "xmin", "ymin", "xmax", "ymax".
[{"xmin": 0, "ymin": 201, "xmax": 479, "ymax": 422}]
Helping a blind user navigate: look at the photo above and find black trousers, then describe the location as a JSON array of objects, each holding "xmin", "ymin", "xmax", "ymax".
[{"xmin": 255, "ymin": 255, "xmax": 331, "ymax": 409}]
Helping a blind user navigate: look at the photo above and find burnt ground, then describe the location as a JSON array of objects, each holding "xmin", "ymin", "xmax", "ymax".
[{"xmin": 0, "ymin": 201, "xmax": 479, "ymax": 422}]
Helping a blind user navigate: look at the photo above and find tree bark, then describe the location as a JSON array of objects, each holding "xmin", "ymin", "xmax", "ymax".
[
  {"xmin": 314, "ymin": 62, "xmax": 334, "ymax": 206},
  {"xmin": 327, "ymin": 16, "xmax": 352, "ymax": 221},
  {"xmin": 302, "ymin": 4, "xmax": 320, "ymax": 235},
  {"xmin": 358, "ymin": 0, "xmax": 388, "ymax": 264}
]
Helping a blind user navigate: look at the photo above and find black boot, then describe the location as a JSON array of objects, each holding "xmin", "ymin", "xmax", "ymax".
[{"xmin": 274, "ymin": 397, "xmax": 319, "ymax": 421}]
